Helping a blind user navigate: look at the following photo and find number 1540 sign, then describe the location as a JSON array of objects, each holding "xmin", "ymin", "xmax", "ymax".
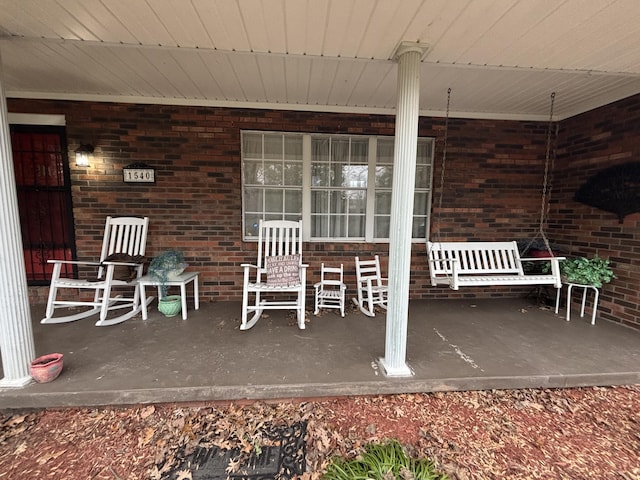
[{"xmin": 123, "ymin": 167, "xmax": 155, "ymax": 183}]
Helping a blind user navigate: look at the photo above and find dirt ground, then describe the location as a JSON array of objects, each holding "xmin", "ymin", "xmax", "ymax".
[{"xmin": 1, "ymin": 385, "xmax": 639, "ymax": 479}]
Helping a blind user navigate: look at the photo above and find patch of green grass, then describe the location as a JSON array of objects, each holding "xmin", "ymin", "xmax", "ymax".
[{"xmin": 323, "ymin": 439, "xmax": 448, "ymax": 480}]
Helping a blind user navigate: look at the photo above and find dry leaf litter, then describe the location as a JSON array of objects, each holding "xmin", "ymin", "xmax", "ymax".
[{"xmin": 1, "ymin": 386, "xmax": 639, "ymax": 479}]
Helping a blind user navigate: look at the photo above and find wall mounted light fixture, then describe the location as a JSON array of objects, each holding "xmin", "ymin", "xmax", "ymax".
[{"xmin": 75, "ymin": 144, "xmax": 94, "ymax": 167}]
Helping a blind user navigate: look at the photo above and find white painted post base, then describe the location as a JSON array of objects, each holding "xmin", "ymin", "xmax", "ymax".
[
  {"xmin": 0, "ymin": 376, "xmax": 33, "ymax": 388},
  {"xmin": 378, "ymin": 357, "xmax": 413, "ymax": 377}
]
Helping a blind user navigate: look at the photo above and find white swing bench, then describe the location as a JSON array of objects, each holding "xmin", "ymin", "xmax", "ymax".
[{"xmin": 427, "ymin": 241, "xmax": 565, "ymax": 311}]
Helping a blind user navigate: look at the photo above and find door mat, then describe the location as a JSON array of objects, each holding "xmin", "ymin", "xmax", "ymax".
[{"xmin": 161, "ymin": 421, "xmax": 306, "ymax": 480}]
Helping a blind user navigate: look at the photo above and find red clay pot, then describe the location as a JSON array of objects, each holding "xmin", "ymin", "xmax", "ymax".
[{"xmin": 30, "ymin": 353, "xmax": 64, "ymax": 383}]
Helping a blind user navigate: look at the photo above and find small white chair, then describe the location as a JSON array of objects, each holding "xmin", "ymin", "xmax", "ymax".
[
  {"xmin": 354, "ymin": 255, "xmax": 388, "ymax": 317},
  {"xmin": 314, "ymin": 263, "xmax": 347, "ymax": 317}
]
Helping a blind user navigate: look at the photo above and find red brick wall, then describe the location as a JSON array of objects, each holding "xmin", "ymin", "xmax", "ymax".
[
  {"xmin": 11, "ymin": 97, "xmax": 637, "ymax": 328},
  {"xmin": 551, "ymin": 95, "xmax": 640, "ymax": 328}
]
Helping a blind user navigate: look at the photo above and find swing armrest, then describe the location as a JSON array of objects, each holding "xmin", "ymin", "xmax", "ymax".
[
  {"xmin": 520, "ymin": 256, "xmax": 565, "ymax": 262},
  {"xmin": 520, "ymin": 256, "xmax": 565, "ymax": 288},
  {"xmin": 426, "ymin": 256, "xmax": 460, "ymax": 289}
]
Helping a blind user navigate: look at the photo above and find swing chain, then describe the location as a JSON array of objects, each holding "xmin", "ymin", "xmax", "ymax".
[
  {"xmin": 435, "ymin": 88, "xmax": 451, "ymax": 243},
  {"xmin": 540, "ymin": 92, "xmax": 556, "ymax": 251},
  {"xmin": 525, "ymin": 91, "xmax": 556, "ymax": 256},
  {"xmin": 433, "ymin": 90, "xmax": 558, "ymax": 260}
]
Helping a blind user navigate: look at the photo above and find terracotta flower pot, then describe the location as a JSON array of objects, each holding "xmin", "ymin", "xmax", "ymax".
[{"xmin": 30, "ymin": 353, "xmax": 64, "ymax": 383}]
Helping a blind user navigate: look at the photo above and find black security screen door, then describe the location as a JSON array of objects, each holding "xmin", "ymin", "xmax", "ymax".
[{"xmin": 10, "ymin": 125, "xmax": 76, "ymax": 285}]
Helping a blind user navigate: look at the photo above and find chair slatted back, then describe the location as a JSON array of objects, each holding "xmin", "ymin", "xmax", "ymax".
[
  {"xmin": 355, "ymin": 255, "xmax": 385, "ymax": 288},
  {"xmin": 99, "ymin": 216, "xmax": 150, "ymax": 261},
  {"xmin": 320, "ymin": 263, "xmax": 344, "ymax": 287},
  {"xmin": 95, "ymin": 217, "xmax": 149, "ymax": 281},
  {"xmin": 257, "ymin": 220, "xmax": 303, "ymax": 268}
]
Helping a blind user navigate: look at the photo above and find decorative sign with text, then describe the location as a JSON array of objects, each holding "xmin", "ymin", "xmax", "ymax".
[{"xmin": 266, "ymin": 254, "xmax": 301, "ymax": 287}]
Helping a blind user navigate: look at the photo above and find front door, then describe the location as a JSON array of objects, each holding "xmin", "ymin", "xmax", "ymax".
[{"xmin": 10, "ymin": 125, "xmax": 77, "ymax": 285}]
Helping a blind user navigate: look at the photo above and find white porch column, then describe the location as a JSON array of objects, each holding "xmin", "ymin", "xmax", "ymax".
[
  {"xmin": 0, "ymin": 53, "xmax": 36, "ymax": 387},
  {"xmin": 379, "ymin": 42, "xmax": 427, "ymax": 377}
]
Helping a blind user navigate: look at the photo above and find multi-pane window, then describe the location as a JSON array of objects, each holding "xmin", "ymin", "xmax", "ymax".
[
  {"xmin": 375, "ymin": 138, "xmax": 432, "ymax": 240},
  {"xmin": 311, "ymin": 136, "xmax": 369, "ymax": 239},
  {"xmin": 242, "ymin": 131, "xmax": 433, "ymax": 242},
  {"xmin": 242, "ymin": 133, "xmax": 303, "ymax": 237}
]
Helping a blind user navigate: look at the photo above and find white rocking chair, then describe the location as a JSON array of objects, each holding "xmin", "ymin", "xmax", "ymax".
[
  {"xmin": 241, "ymin": 219, "xmax": 307, "ymax": 330},
  {"xmin": 314, "ymin": 263, "xmax": 347, "ymax": 317},
  {"xmin": 354, "ymin": 255, "xmax": 388, "ymax": 317},
  {"xmin": 41, "ymin": 216, "xmax": 153, "ymax": 327}
]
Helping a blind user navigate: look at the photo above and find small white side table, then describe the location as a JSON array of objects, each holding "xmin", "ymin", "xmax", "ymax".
[
  {"xmin": 565, "ymin": 282, "xmax": 599, "ymax": 325},
  {"xmin": 138, "ymin": 271, "xmax": 199, "ymax": 320}
]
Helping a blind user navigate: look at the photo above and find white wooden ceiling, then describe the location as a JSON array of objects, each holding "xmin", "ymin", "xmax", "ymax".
[{"xmin": 1, "ymin": 0, "xmax": 639, "ymax": 120}]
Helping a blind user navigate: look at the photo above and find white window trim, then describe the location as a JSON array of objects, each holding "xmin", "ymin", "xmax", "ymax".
[
  {"xmin": 302, "ymin": 135, "xmax": 312, "ymax": 241},
  {"xmin": 365, "ymin": 137, "xmax": 377, "ymax": 242},
  {"xmin": 8, "ymin": 113, "xmax": 66, "ymax": 126},
  {"xmin": 242, "ymin": 131, "xmax": 434, "ymax": 243}
]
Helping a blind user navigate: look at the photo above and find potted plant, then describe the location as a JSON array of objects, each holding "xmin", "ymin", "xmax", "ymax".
[
  {"xmin": 148, "ymin": 250, "xmax": 188, "ymax": 317},
  {"xmin": 559, "ymin": 255, "xmax": 615, "ymax": 288},
  {"xmin": 517, "ymin": 239, "xmax": 563, "ymax": 275}
]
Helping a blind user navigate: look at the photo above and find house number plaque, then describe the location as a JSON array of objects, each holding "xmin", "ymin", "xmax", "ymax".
[{"xmin": 123, "ymin": 163, "xmax": 155, "ymax": 183}]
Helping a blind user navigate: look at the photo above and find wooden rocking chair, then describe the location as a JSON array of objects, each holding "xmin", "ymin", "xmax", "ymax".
[
  {"xmin": 354, "ymin": 255, "xmax": 388, "ymax": 316},
  {"xmin": 241, "ymin": 219, "xmax": 307, "ymax": 330},
  {"xmin": 41, "ymin": 216, "xmax": 152, "ymax": 327}
]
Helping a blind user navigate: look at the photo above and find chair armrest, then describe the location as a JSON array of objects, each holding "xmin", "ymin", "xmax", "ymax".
[
  {"xmin": 365, "ymin": 278, "xmax": 388, "ymax": 289},
  {"xmin": 47, "ymin": 259, "xmax": 101, "ymax": 266},
  {"xmin": 102, "ymin": 260, "xmax": 144, "ymax": 267}
]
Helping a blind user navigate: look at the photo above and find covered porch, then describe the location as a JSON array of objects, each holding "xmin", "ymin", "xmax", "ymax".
[
  {"xmin": 2, "ymin": 297, "xmax": 638, "ymax": 410},
  {"xmin": 1, "ymin": 1, "xmax": 640, "ymax": 387}
]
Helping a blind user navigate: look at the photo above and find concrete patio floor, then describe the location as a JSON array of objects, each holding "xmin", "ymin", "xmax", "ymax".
[{"xmin": 1, "ymin": 297, "xmax": 639, "ymax": 410}]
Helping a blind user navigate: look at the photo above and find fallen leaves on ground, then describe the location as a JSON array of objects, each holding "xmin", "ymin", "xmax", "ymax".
[{"xmin": 0, "ymin": 385, "xmax": 639, "ymax": 479}]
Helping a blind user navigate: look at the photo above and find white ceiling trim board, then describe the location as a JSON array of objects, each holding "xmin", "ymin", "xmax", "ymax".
[{"xmin": 5, "ymin": 90, "xmax": 561, "ymax": 121}]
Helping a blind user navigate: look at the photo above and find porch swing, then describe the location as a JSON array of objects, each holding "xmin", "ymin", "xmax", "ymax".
[{"xmin": 426, "ymin": 90, "xmax": 565, "ymax": 295}]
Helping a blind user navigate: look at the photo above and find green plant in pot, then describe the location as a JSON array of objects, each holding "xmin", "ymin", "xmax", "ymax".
[
  {"xmin": 559, "ymin": 255, "xmax": 615, "ymax": 288},
  {"xmin": 148, "ymin": 250, "xmax": 188, "ymax": 317}
]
